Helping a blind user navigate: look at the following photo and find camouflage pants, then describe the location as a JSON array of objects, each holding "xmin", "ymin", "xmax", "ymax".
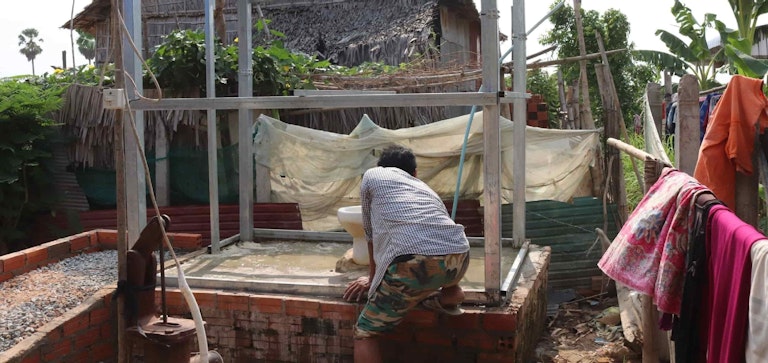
[{"xmin": 354, "ymin": 252, "xmax": 469, "ymax": 339}]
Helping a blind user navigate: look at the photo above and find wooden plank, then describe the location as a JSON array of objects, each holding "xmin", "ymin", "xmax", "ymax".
[
  {"xmin": 735, "ymin": 134, "xmax": 760, "ymax": 227},
  {"xmin": 675, "ymin": 75, "xmax": 700, "ymax": 175}
]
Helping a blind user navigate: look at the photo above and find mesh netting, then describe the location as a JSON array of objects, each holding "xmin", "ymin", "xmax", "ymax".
[{"xmin": 74, "ymin": 144, "xmax": 243, "ymax": 208}]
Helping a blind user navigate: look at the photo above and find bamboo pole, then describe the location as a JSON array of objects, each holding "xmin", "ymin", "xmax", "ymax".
[
  {"xmin": 606, "ymin": 136, "xmax": 660, "ymax": 363},
  {"xmin": 521, "ymin": 48, "xmax": 627, "ymax": 69},
  {"xmin": 594, "ymin": 31, "xmax": 643, "ymax": 196},
  {"xmin": 573, "ymin": 0, "xmax": 595, "ymax": 129},
  {"xmin": 607, "ymin": 138, "xmax": 655, "ymax": 161},
  {"xmin": 557, "ymin": 69, "xmax": 566, "ymax": 129}
]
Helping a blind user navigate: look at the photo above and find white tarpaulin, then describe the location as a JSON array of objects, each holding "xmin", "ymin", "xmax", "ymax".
[{"xmin": 254, "ymin": 112, "xmax": 601, "ymax": 230}]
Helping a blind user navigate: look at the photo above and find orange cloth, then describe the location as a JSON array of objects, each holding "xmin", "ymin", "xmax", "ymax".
[{"xmin": 693, "ymin": 75, "xmax": 768, "ymax": 208}]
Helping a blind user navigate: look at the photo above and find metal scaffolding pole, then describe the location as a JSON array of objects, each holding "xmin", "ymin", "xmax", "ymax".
[
  {"xmin": 122, "ymin": 0, "xmax": 146, "ymax": 243},
  {"xmin": 204, "ymin": 0, "xmax": 221, "ymax": 253},
  {"xmin": 237, "ymin": 0, "xmax": 254, "ymax": 242},
  {"xmin": 480, "ymin": 0, "xmax": 502, "ymax": 305},
  {"xmin": 512, "ymin": 1, "xmax": 527, "ymax": 247}
]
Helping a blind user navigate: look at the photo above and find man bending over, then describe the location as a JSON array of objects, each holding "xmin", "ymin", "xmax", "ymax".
[{"xmin": 343, "ymin": 145, "xmax": 471, "ymax": 363}]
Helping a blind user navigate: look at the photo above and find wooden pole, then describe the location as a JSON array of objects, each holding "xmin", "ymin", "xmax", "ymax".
[
  {"xmin": 595, "ymin": 64, "xmax": 627, "ymax": 223},
  {"xmin": 675, "ymin": 75, "xmax": 700, "ymax": 175},
  {"xmin": 573, "ymin": 0, "xmax": 595, "ymax": 129},
  {"xmin": 571, "ymin": 82, "xmax": 581, "ymax": 129},
  {"xmin": 557, "ymin": 69, "xmax": 567, "ymax": 129},
  {"xmin": 522, "ymin": 48, "xmax": 627, "ymax": 69},
  {"xmin": 111, "ymin": 0, "xmax": 128, "ymax": 360},
  {"xmin": 735, "ymin": 134, "xmax": 760, "ymax": 227},
  {"xmin": 595, "ymin": 31, "xmax": 643, "ymax": 198}
]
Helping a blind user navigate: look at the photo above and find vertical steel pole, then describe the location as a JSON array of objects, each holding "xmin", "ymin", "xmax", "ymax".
[
  {"xmin": 238, "ymin": 0, "xmax": 254, "ymax": 242},
  {"xmin": 122, "ymin": 0, "xmax": 146, "ymax": 244},
  {"xmin": 480, "ymin": 0, "xmax": 501, "ymax": 305},
  {"xmin": 205, "ymin": 0, "xmax": 221, "ymax": 252},
  {"xmin": 512, "ymin": 1, "xmax": 527, "ymax": 247}
]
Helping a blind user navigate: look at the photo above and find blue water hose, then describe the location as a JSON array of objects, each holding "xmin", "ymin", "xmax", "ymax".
[
  {"xmin": 449, "ymin": 0, "xmax": 565, "ymax": 220},
  {"xmin": 450, "ymin": 46, "xmax": 515, "ymax": 220}
]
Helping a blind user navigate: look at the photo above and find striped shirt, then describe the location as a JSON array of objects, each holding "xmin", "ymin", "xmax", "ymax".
[{"xmin": 361, "ymin": 167, "xmax": 470, "ymax": 298}]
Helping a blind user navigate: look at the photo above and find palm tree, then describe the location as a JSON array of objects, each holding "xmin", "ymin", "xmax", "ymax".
[
  {"xmin": 18, "ymin": 28, "xmax": 43, "ymax": 76},
  {"xmin": 76, "ymin": 30, "xmax": 96, "ymax": 65}
]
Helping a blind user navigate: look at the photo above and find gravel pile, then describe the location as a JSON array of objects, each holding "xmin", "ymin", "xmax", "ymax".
[{"xmin": 0, "ymin": 251, "xmax": 118, "ymax": 353}]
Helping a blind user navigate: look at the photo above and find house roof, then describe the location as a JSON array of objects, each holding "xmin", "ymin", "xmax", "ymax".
[{"xmin": 63, "ymin": 0, "xmax": 485, "ymax": 66}]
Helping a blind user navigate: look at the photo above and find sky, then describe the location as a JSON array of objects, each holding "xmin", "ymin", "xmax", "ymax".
[{"xmin": 0, "ymin": 0, "xmax": 753, "ymax": 78}]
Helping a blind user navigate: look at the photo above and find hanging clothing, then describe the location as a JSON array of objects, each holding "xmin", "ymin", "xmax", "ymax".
[
  {"xmin": 694, "ymin": 75, "xmax": 768, "ymax": 208},
  {"xmin": 699, "ymin": 93, "xmax": 721, "ymax": 142},
  {"xmin": 672, "ymin": 195, "xmax": 720, "ymax": 363},
  {"xmin": 705, "ymin": 205, "xmax": 765, "ymax": 363},
  {"xmin": 747, "ymin": 240, "xmax": 768, "ymax": 363},
  {"xmin": 666, "ymin": 101, "xmax": 678, "ymax": 141},
  {"xmin": 598, "ymin": 168, "xmax": 709, "ymax": 315}
]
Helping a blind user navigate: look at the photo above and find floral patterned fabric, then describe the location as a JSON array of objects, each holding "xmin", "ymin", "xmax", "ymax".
[{"xmin": 598, "ymin": 168, "xmax": 709, "ymax": 314}]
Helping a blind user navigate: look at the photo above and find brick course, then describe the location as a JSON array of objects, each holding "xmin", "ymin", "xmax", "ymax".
[{"xmin": 0, "ymin": 229, "xmax": 550, "ymax": 363}]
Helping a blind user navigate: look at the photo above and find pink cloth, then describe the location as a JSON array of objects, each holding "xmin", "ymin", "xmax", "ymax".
[
  {"xmin": 598, "ymin": 168, "xmax": 708, "ymax": 314},
  {"xmin": 705, "ymin": 205, "xmax": 764, "ymax": 363}
]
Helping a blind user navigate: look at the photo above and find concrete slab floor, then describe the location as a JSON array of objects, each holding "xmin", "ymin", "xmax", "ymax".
[{"xmin": 162, "ymin": 240, "xmax": 518, "ymax": 296}]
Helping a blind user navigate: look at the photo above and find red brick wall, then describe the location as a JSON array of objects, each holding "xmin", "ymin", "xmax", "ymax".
[
  {"xmin": 0, "ymin": 229, "xmax": 200, "ymax": 363},
  {"xmin": 157, "ymin": 247, "xmax": 550, "ymax": 363},
  {"xmin": 0, "ymin": 289, "xmax": 117, "ymax": 363},
  {"xmin": 1, "ymin": 230, "xmax": 550, "ymax": 363}
]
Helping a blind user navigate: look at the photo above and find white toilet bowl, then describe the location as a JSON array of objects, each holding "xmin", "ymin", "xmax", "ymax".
[{"xmin": 337, "ymin": 206, "xmax": 369, "ymax": 265}]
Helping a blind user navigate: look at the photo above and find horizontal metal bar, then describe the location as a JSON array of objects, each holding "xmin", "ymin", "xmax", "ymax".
[
  {"xmin": 207, "ymin": 233, "xmax": 240, "ymax": 253},
  {"xmin": 500, "ymin": 91, "xmax": 531, "ymax": 101},
  {"xmin": 249, "ymin": 228, "xmax": 517, "ymax": 247},
  {"xmin": 163, "ymin": 275, "xmax": 489, "ymax": 303},
  {"xmin": 130, "ymin": 92, "xmax": 500, "ymax": 111},
  {"xmin": 293, "ymin": 89, "xmax": 396, "ymax": 96},
  {"xmin": 252, "ymin": 228, "xmax": 353, "ymax": 242},
  {"xmin": 501, "ymin": 240, "xmax": 530, "ymax": 299}
]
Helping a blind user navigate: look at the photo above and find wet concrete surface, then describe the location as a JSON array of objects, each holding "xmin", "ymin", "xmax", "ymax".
[{"xmin": 164, "ymin": 241, "xmax": 517, "ymax": 292}]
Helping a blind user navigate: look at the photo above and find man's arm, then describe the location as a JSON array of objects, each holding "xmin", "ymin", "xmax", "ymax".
[{"xmin": 343, "ymin": 172, "xmax": 373, "ymax": 302}]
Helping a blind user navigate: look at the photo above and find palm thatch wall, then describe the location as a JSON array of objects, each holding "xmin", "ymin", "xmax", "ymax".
[
  {"xmin": 58, "ymin": 63, "xmax": 480, "ymax": 169},
  {"xmin": 66, "ymin": 0, "xmax": 481, "ymax": 67}
]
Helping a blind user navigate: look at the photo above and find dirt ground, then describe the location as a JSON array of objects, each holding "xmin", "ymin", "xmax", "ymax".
[{"xmin": 533, "ymin": 292, "xmax": 643, "ymax": 363}]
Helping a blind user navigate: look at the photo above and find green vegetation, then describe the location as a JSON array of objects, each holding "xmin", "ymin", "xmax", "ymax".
[
  {"xmin": 622, "ymin": 132, "xmax": 674, "ymax": 213},
  {"xmin": 541, "ymin": 3, "xmax": 659, "ymax": 128},
  {"xmin": 146, "ymin": 29, "xmax": 334, "ymax": 96},
  {"xmin": 76, "ymin": 30, "xmax": 95, "ymax": 65},
  {"xmin": 0, "ymin": 80, "xmax": 63, "ymax": 252}
]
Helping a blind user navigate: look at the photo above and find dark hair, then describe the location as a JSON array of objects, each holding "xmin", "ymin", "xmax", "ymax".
[{"xmin": 377, "ymin": 145, "xmax": 417, "ymax": 176}]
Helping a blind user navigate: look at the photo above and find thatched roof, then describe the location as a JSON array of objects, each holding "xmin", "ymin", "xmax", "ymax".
[{"xmin": 64, "ymin": 0, "xmax": 485, "ymax": 66}]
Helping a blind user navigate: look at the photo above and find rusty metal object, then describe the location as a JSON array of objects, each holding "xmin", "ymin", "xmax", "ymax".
[{"xmin": 126, "ymin": 215, "xmax": 215, "ymax": 363}]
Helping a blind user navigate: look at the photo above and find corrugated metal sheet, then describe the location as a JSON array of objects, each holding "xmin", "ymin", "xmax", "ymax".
[{"xmin": 501, "ymin": 197, "xmax": 620, "ymax": 290}]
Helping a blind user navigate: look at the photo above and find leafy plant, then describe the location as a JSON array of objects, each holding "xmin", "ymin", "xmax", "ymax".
[
  {"xmin": 541, "ymin": 3, "xmax": 658, "ymax": 128},
  {"xmin": 0, "ymin": 80, "xmax": 62, "ymax": 252},
  {"xmin": 146, "ymin": 29, "xmax": 238, "ymax": 95},
  {"xmin": 76, "ymin": 30, "xmax": 96, "ymax": 65}
]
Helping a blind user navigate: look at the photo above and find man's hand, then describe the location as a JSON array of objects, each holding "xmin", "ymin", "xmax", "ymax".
[{"xmin": 343, "ymin": 276, "xmax": 370, "ymax": 302}]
